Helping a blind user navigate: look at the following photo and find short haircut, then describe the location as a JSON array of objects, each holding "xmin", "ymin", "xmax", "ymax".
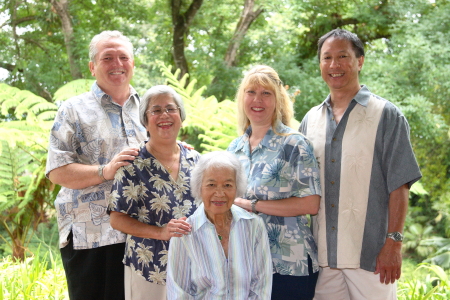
[
  {"xmin": 190, "ymin": 151, "xmax": 247, "ymax": 202},
  {"xmin": 89, "ymin": 30, "xmax": 134, "ymax": 62},
  {"xmin": 317, "ymin": 28, "xmax": 365, "ymax": 60},
  {"xmin": 139, "ymin": 85, "xmax": 187, "ymax": 129},
  {"xmin": 235, "ymin": 65, "xmax": 294, "ymax": 135}
]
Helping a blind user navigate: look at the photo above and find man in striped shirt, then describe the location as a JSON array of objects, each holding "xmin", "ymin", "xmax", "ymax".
[{"xmin": 299, "ymin": 29, "xmax": 421, "ymax": 300}]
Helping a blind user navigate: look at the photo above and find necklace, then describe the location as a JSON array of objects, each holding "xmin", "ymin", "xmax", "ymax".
[
  {"xmin": 164, "ymin": 156, "xmax": 177, "ymax": 173},
  {"xmin": 214, "ymin": 212, "xmax": 232, "ymax": 241},
  {"xmin": 148, "ymin": 144, "xmax": 179, "ymax": 173}
]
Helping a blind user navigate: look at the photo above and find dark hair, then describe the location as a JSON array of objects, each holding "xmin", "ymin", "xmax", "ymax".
[{"xmin": 317, "ymin": 29, "xmax": 365, "ymax": 60}]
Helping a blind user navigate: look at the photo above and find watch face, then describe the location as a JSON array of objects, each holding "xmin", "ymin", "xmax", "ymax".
[{"xmin": 388, "ymin": 232, "xmax": 403, "ymax": 241}]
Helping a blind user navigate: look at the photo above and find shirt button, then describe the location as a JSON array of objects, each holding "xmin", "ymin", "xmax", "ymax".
[
  {"xmin": 331, "ymin": 159, "xmax": 335, "ymax": 163},
  {"xmin": 333, "ymin": 138, "xmax": 337, "ymax": 141},
  {"xmin": 331, "ymin": 204, "xmax": 335, "ymax": 207},
  {"xmin": 332, "ymin": 226, "xmax": 336, "ymax": 230},
  {"xmin": 331, "ymin": 181, "xmax": 335, "ymax": 184}
]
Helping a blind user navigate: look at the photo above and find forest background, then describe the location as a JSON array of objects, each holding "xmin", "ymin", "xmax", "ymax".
[{"xmin": 0, "ymin": 0, "xmax": 449, "ymax": 298}]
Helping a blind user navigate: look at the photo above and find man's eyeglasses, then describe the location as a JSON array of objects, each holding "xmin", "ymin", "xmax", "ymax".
[{"xmin": 147, "ymin": 105, "xmax": 180, "ymax": 116}]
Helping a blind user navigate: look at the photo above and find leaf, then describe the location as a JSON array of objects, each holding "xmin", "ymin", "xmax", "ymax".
[{"xmin": 53, "ymin": 79, "xmax": 96, "ymax": 102}]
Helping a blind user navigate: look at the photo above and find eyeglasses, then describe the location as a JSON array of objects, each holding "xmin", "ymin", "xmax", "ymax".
[{"xmin": 146, "ymin": 105, "xmax": 180, "ymax": 116}]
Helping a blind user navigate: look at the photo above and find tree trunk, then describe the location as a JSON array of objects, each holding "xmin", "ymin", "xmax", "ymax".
[
  {"xmin": 50, "ymin": 0, "xmax": 82, "ymax": 79},
  {"xmin": 171, "ymin": 0, "xmax": 204, "ymax": 83},
  {"xmin": 224, "ymin": 0, "xmax": 263, "ymax": 67},
  {"xmin": 208, "ymin": 0, "xmax": 263, "ymax": 100}
]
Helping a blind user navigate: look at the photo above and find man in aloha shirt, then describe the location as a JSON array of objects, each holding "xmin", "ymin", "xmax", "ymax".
[
  {"xmin": 228, "ymin": 120, "xmax": 321, "ymax": 276},
  {"xmin": 46, "ymin": 30, "xmax": 146, "ymax": 300},
  {"xmin": 108, "ymin": 142, "xmax": 200, "ymax": 285}
]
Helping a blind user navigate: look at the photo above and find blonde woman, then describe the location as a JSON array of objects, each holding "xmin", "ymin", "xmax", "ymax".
[{"xmin": 228, "ymin": 65, "xmax": 321, "ymax": 300}]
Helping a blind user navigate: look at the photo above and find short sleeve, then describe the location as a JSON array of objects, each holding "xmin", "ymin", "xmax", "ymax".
[
  {"xmin": 45, "ymin": 101, "xmax": 79, "ymax": 177},
  {"xmin": 286, "ymin": 135, "xmax": 321, "ymax": 198},
  {"xmin": 380, "ymin": 103, "xmax": 422, "ymax": 192}
]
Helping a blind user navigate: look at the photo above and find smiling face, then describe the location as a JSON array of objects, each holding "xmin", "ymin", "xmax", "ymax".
[
  {"xmin": 319, "ymin": 37, "xmax": 364, "ymax": 95},
  {"xmin": 145, "ymin": 94, "xmax": 182, "ymax": 141},
  {"xmin": 89, "ymin": 38, "xmax": 134, "ymax": 93},
  {"xmin": 201, "ymin": 167, "xmax": 237, "ymax": 218},
  {"xmin": 243, "ymin": 85, "xmax": 276, "ymax": 128}
]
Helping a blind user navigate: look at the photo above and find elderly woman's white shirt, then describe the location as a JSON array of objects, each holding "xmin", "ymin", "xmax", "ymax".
[{"xmin": 167, "ymin": 203, "xmax": 272, "ymax": 300}]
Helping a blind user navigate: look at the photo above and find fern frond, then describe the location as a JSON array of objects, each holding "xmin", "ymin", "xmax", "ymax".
[
  {"xmin": 156, "ymin": 61, "xmax": 238, "ymax": 154},
  {"xmin": 53, "ymin": 79, "xmax": 95, "ymax": 102}
]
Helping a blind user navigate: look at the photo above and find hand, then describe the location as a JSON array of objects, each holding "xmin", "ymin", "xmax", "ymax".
[
  {"xmin": 161, "ymin": 217, "xmax": 192, "ymax": 240},
  {"xmin": 178, "ymin": 141, "xmax": 194, "ymax": 150},
  {"xmin": 374, "ymin": 239, "xmax": 402, "ymax": 284},
  {"xmin": 103, "ymin": 147, "xmax": 139, "ymax": 180}
]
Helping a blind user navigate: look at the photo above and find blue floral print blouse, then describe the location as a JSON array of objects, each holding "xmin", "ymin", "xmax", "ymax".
[
  {"xmin": 108, "ymin": 141, "xmax": 200, "ymax": 285},
  {"xmin": 228, "ymin": 121, "xmax": 321, "ymax": 276}
]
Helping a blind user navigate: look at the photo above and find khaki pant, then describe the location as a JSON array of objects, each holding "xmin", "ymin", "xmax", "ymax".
[
  {"xmin": 314, "ymin": 267, "xmax": 397, "ymax": 300},
  {"xmin": 124, "ymin": 266, "xmax": 167, "ymax": 300}
]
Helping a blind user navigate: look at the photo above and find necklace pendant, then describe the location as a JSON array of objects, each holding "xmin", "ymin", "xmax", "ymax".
[{"xmin": 218, "ymin": 234, "xmax": 222, "ymax": 241}]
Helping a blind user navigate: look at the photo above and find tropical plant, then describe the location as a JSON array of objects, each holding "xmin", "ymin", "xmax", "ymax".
[
  {"xmin": 421, "ymin": 237, "xmax": 450, "ymax": 270},
  {"xmin": 0, "ymin": 84, "xmax": 58, "ymax": 260},
  {"xmin": 398, "ymin": 263, "xmax": 450, "ymax": 300},
  {"xmin": 158, "ymin": 61, "xmax": 239, "ymax": 153}
]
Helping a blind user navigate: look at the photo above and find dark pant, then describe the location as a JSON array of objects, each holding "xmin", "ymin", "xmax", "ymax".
[
  {"xmin": 271, "ymin": 255, "xmax": 319, "ymax": 300},
  {"xmin": 60, "ymin": 231, "xmax": 125, "ymax": 300}
]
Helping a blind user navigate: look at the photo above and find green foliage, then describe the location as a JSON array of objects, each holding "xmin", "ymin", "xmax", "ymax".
[
  {"xmin": 52, "ymin": 79, "xmax": 95, "ymax": 102},
  {"xmin": 0, "ymin": 84, "xmax": 57, "ymax": 122},
  {"xmin": 0, "ymin": 248, "xmax": 68, "ymax": 300},
  {"xmin": 421, "ymin": 238, "xmax": 450, "ymax": 269},
  {"xmin": 398, "ymin": 263, "xmax": 450, "ymax": 300},
  {"xmin": 0, "ymin": 84, "xmax": 57, "ymax": 260},
  {"xmin": 157, "ymin": 62, "xmax": 239, "ymax": 153},
  {"xmin": 404, "ymin": 223, "xmax": 436, "ymax": 260}
]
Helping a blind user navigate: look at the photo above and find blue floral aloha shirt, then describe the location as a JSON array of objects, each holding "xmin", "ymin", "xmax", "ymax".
[
  {"xmin": 228, "ymin": 121, "xmax": 321, "ymax": 276},
  {"xmin": 108, "ymin": 141, "xmax": 200, "ymax": 285}
]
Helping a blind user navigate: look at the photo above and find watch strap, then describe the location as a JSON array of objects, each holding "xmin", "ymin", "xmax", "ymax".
[
  {"xmin": 98, "ymin": 165, "xmax": 107, "ymax": 182},
  {"xmin": 251, "ymin": 199, "xmax": 259, "ymax": 214}
]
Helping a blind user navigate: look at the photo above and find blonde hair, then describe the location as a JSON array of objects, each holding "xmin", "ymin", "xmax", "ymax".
[{"xmin": 236, "ymin": 65, "xmax": 294, "ymax": 135}]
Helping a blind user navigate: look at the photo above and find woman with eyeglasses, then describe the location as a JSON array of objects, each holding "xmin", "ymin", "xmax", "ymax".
[{"xmin": 108, "ymin": 85, "xmax": 200, "ymax": 300}]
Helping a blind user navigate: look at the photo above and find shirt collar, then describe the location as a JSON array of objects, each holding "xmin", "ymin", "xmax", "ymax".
[
  {"xmin": 191, "ymin": 203, "xmax": 256, "ymax": 232},
  {"xmin": 230, "ymin": 120, "xmax": 288, "ymax": 153},
  {"xmin": 91, "ymin": 82, "xmax": 139, "ymax": 106},
  {"xmin": 316, "ymin": 84, "xmax": 371, "ymax": 110},
  {"xmin": 139, "ymin": 141, "xmax": 198, "ymax": 161}
]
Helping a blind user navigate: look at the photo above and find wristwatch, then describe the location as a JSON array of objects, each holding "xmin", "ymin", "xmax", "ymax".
[
  {"xmin": 386, "ymin": 231, "xmax": 403, "ymax": 242},
  {"xmin": 251, "ymin": 199, "xmax": 259, "ymax": 214},
  {"xmin": 98, "ymin": 165, "xmax": 107, "ymax": 182}
]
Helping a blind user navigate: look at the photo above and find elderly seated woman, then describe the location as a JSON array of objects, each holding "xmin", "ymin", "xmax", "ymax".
[{"xmin": 167, "ymin": 151, "xmax": 272, "ymax": 299}]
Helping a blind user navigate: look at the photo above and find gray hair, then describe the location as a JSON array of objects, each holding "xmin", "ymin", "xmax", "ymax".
[
  {"xmin": 89, "ymin": 30, "xmax": 134, "ymax": 62},
  {"xmin": 190, "ymin": 151, "xmax": 247, "ymax": 202},
  {"xmin": 139, "ymin": 85, "xmax": 187, "ymax": 129}
]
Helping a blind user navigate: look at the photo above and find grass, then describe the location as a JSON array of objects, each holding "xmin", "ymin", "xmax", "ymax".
[
  {"xmin": 0, "ymin": 249, "xmax": 449, "ymax": 299},
  {"xmin": 0, "ymin": 249, "xmax": 68, "ymax": 300}
]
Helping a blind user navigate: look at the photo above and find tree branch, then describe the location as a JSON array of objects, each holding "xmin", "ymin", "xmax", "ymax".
[{"xmin": 0, "ymin": 62, "xmax": 23, "ymax": 73}]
